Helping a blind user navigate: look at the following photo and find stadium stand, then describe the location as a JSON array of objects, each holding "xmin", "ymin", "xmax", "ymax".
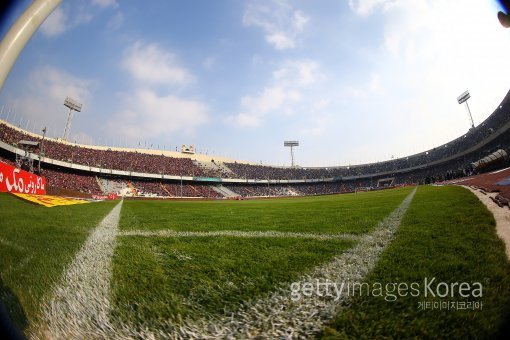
[
  {"xmin": 222, "ymin": 184, "xmax": 296, "ymax": 197},
  {"xmin": 126, "ymin": 179, "xmax": 220, "ymax": 198},
  {"xmin": 1, "ymin": 89, "xmax": 510, "ymax": 197},
  {"xmin": 0, "ymin": 122, "xmax": 207, "ymax": 177},
  {"xmin": 96, "ymin": 177, "xmax": 130, "ymax": 196},
  {"xmin": 41, "ymin": 168, "xmax": 103, "ymax": 195},
  {"xmin": 160, "ymin": 182, "xmax": 220, "ymax": 198},
  {"xmin": 130, "ymin": 179, "xmax": 169, "ymax": 197},
  {"xmin": 211, "ymin": 185, "xmax": 241, "ymax": 198},
  {"xmin": 193, "ymin": 159, "xmax": 234, "ymax": 178}
]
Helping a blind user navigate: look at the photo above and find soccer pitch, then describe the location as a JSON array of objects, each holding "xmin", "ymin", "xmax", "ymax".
[{"xmin": 1, "ymin": 186, "xmax": 510, "ymax": 338}]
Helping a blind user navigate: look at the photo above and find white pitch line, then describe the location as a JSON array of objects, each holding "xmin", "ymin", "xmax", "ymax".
[
  {"xmin": 160, "ymin": 187, "xmax": 417, "ymax": 339},
  {"xmin": 35, "ymin": 200, "xmax": 123, "ymax": 339},
  {"xmin": 119, "ymin": 229, "xmax": 362, "ymax": 241},
  {"xmin": 32, "ymin": 188, "xmax": 417, "ymax": 339}
]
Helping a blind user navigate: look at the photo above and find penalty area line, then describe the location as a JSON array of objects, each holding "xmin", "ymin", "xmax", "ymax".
[
  {"xmin": 34, "ymin": 200, "xmax": 123, "ymax": 339},
  {"xmin": 118, "ymin": 229, "xmax": 362, "ymax": 241},
  {"xmin": 168, "ymin": 187, "xmax": 418, "ymax": 338},
  {"xmin": 32, "ymin": 187, "xmax": 417, "ymax": 339}
]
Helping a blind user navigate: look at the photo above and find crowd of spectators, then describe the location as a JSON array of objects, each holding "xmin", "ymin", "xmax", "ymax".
[
  {"xmin": 129, "ymin": 179, "xmax": 220, "ymax": 198},
  {"xmin": 1, "ymin": 89, "xmax": 509, "ymax": 186},
  {"xmin": 130, "ymin": 179, "xmax": 168, "ymax": 197},
  {"xmin": 0, "ymin": 154, "xmax": 14, "ymax": 166},
  {"xmin": 224, "ymin": 162, "xmax": 327, "ymax": 180},
  {"xmin": 194, "ymin": 160, "xmax": 233, "ymax": 178},
  {"xmin": 1, "ymin": 152, "xmax": 102, "ymax": 195},
  {"xmin": 293, "ymin": 182, "xmax": 355, "ymax": 196},
  {"xmin": 223, "ymin": 179, "xmax": 382, "ymax": 198},
  {"xmin": 0, "ymin": 122, "xmax": 207, "ymax": 177},
  {"xmin": 162, "ymin": 182, "xmax": 220, "ymax": 198},
  {"xmin": 41, "ymin": 168, "xmax": 103, "ymax": 195},
  {"xmin": 224, "ymin": 184, "xmax": 296, "ymax": 197}
]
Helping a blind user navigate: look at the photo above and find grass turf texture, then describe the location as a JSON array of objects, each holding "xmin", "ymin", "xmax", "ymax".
[
  {"xmin": 2, "ymin": 185, "xmax": 510, "ymax": 338},
  {"xmin": 323, "ymin": 186, "xmax": 510, "ymax": 339},
  {"xmin": 119, "ymin": 187, "xmax": 414, "ymax": 234},
  {"xmin": 0, "ymin": 193, "xmax": 117, "ymax": 333},
  {"xmin": 110, "ymin": 189, "xmax": 414, "ymax": 331},
  {"xmin": 111, "ymin": 236, "xmax": 354, "ymax": 329}
]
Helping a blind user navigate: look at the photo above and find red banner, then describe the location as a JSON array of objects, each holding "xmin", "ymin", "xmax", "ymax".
[
  {"xmin": 92, "ymin": 193, "xmax": 119, "ymax": 200},
  {"xmin": 0, "ymin": 161, "xmax": 46, "ymax": 195},
  {"xmin": 107, "ymin": 193, "xmax": 118, "ymax": 200}
]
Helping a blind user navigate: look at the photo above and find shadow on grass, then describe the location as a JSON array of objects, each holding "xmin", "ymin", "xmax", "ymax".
[{"xmin": 0, "ymin": 276, "xmax": 27, "ymax": 339}]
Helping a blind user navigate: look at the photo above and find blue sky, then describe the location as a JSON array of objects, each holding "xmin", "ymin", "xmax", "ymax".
[{"xmin": 0, "ymin": 0, "xmax": 509, "ymax": 166}]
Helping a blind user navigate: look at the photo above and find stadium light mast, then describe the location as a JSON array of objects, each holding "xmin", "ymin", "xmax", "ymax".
[
  {"xmin": 63, "ymin": 96, "xmax": 82, "ymax": 141},
  {"xmin": 284, "ymin": 141, "xmax": 299, "ymax": 167},
  {"xmin": 457, "ymin": 90, "xmax": 475, "ymax": 129}
]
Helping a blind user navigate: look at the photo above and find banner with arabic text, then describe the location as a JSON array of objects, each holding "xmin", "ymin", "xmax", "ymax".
[{"xmin": 0, "ymin": 161, "xmax": 46, "ymax": 195}]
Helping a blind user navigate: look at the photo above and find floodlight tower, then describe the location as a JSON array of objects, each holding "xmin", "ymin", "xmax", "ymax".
[
  {"xmin": 457, "ymin": 90, "xmax": 475, "ymax": 129},
  {"xmin": 284, "ymin": 140, "xmax": 299, "ymax": 167},
  {"xmin": 63, "ymin": 96, "xmax": 82, "ymax": 141}
]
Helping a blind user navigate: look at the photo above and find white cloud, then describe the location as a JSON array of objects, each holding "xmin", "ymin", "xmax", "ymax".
[
  {"xmin": 226, "ymin": 60, "xmax": 323, "ymax": 127},
  {"xmin": 40, "ymin": 7, "xmax": 68, "ymax": 37},
  {"xmin": 348, "ymin": 0, "xmax": 391, "ymax": 16},
  {"xmin": 340, "ymin": 0, "xmax": 510, "ymax": 164},
  {"xmin": 39, "ymin": 0, "xmax": 119, "ymax": 37},
  {"xmin": 8, "ymin": 66, "xmax": 93, "ymax": 134},
  {"xmin": 225, "ymin": 112, "xmax": 262, "ymax": 128},
  {"xmin": 108, "ymin": 90, "xmax": 208, "ymax": 139},
  {"xmin": 266, "ymin": 32, "xmax": 295, "ymax": 50},
  {"xmin": 243, "ymin": 1, "xmax": 309, "ymax": 50},
  {"xmin": 113, "ymin": 40, "xmax": 205, "ymax": 142},
  {"xmin": 32, "ymin": 66, "xmax": 92, "ymax": 103},
  {"xmin": 92, "ymin": 0, "xmax": 118, "ymax": 8},
  {"xmin": 273, "ymin": 60, "xmax": 322, "ymax": 86},
  {"xmin": 122, "ymin": 41, "xmax": 194, "ymax": 86},
  {"xmin": 226, "ymin": 86, "xmax": 295, "ymax": 127},
  {"xmin": 379, "ymin": 0, "xmax": 510, "ymax": 115},
  {"xmin": 293, "ymin": 10, "xmax": 309, "ymax": 31},
  {"xmin": 242, "ymin": 86, "xmax": 298, "ymax": 114}
]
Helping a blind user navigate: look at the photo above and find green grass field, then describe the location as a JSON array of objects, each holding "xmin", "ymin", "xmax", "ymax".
[
  {"xmin": 119, "ymin": 187, "xmax": 411, "ymax": 233},
  {"xmin": 1, "ymin": 186, "xmax": 510, "ymax": 338},
  {"xmin": 111, "ymin": 187, "xmax": 411, "ymax": 330},
  {"xmin": 0, "ymin": 194, "xmax": 116, "ymax": 332},
  {"xmin": 324, "ymin": 186, "xmax": 510, "ymax": 338}
]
